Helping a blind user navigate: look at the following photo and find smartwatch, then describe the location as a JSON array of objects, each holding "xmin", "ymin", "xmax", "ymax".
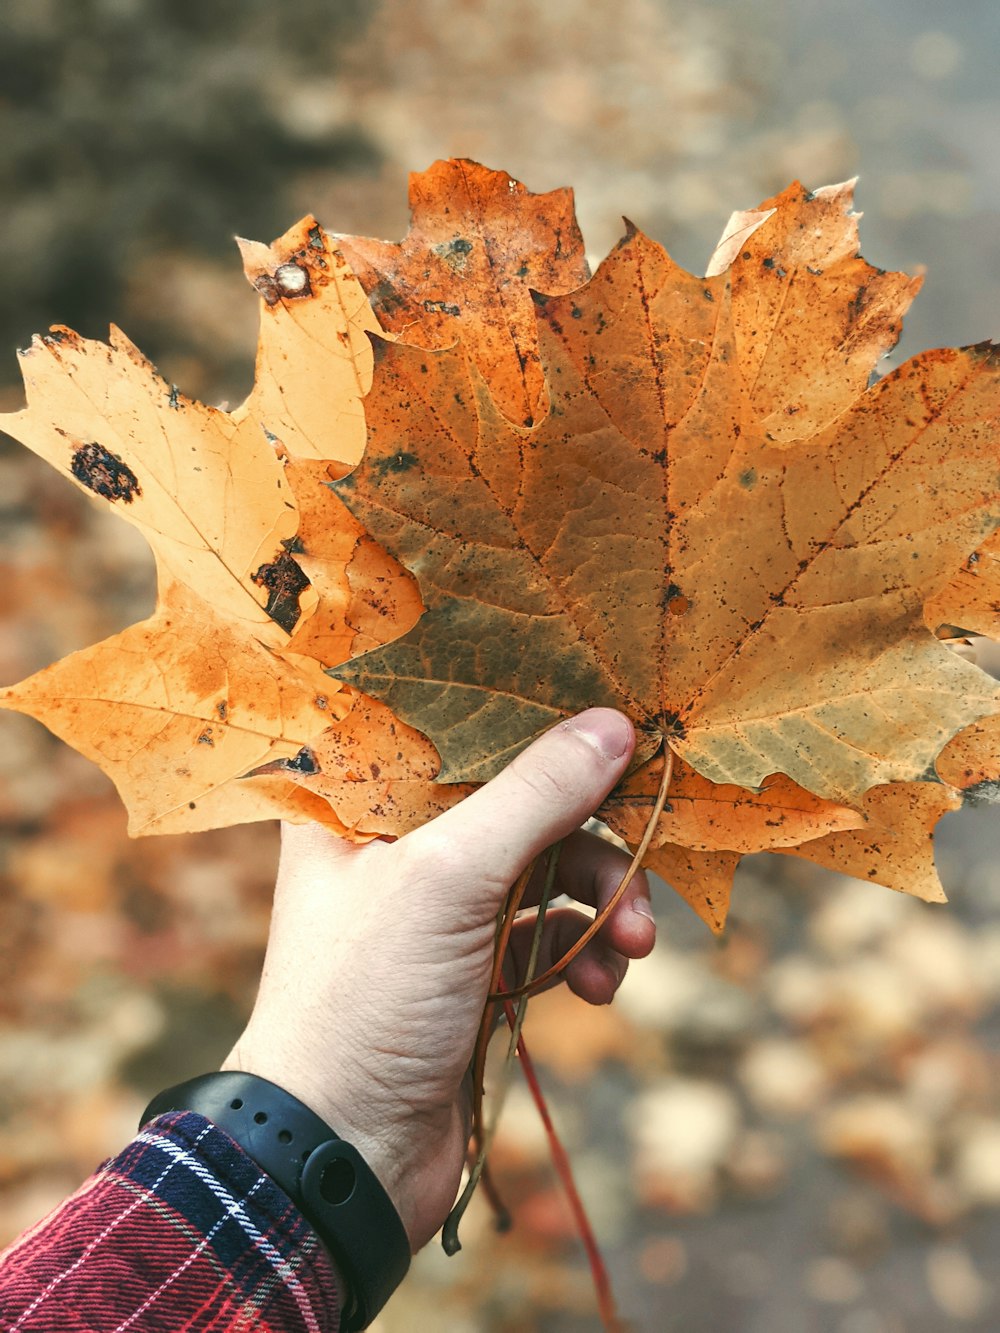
[{"xmin": 141, "ymin": 1071, "xmax": 410, "ymax": 1331}]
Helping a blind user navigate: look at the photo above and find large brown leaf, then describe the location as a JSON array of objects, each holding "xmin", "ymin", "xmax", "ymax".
[{"xmin": 328, "ymin": 186, "xmax": 1000, "ymax": 805}]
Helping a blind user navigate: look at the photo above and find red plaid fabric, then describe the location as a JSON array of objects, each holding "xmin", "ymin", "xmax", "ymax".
[{"xmin": 0, "ymin": 1111, "xmax": 342, "ymax": 1331}]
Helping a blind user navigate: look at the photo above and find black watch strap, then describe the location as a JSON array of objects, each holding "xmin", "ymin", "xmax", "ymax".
[{"xmin": 140, "ymin": 1072, "xmax": 410, "ymax": 1331}]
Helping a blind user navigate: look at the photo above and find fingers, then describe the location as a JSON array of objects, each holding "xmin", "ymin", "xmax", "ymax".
[
  {"xmin": 502, "ymin": 909, "xmax": 632, "ymax": 1006},
  {"xmin": 524, "ymin": 829, "xmax": 655, "ymax": 960},
  {"xmin": 402, "ymin": 709, "xmax": 636, "ymax": 908}
]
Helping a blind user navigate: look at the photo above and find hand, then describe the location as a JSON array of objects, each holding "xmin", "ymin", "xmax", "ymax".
[{"xmin": 222, "ymin": 708, "xmax": 655, "ymax": 1249}]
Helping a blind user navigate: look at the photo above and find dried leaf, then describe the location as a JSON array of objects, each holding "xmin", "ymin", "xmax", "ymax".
[
  {"xmin": 1, "ymin": 327, "xmax": 301, "ymax": 636},
  {"xmin": 255, "ymin": 689, "xmax": 472, "ymax": 839},
  {"xmin": 936, "ymin": 713, "xmax": 1000, "ymax": 801},
  {"xmin": 600, "ymin": 753, "xmax": 864, "ymax": 854},
  {"xmin": 777, "ymin": 782, "xmax": 961, "ymax": 903},
  {"xmin": 338, "ymin": 159, "xmax": 590, "ymax": 427},
  {"xmin": 280, "ymin": 457, "xmax": 423, "ymax": 668},
  {"xmin": 329, "ymin": 185, "xmax": 1000, "ymax": 805},
  {"xmin": 236, "ymin": 217, "xmax": 380, "ymax": 467},
  {"xmin": 2, "ymin": 580, "xmax": 345, "ymax": 835},
  {"xmin": 643, "ymin": 844, "xmax": 740, "ymax": 935},
  {"xmin": 926, "ymin": 533, "xmax": 1000, "ymax": 640},
  {"xmin": 0, "ymin": 322, "xmax": 420, "ymax": 835}
]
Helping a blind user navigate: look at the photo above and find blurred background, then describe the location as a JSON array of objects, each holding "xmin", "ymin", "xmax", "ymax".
[{"xmin": 2, "ymin": 1, "xmax": 1000, "ymax": 1328}]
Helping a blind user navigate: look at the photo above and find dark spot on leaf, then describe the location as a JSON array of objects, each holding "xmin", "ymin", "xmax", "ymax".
[
  {"xmin": 197, "ymin": 730, "xmax": 214, "ymax": 746},
  {"xmin": 451, "ymin": 237, "xmax": 472, "ymax": 255},
  {"xmin": 71, "ymin": 442, "xmax": 141, "ymax": 503},
  {"xmin": 168, "ymin": 384, "xmax": 182, "ymax": 409},
  {"xmin": 571, "ymin": 306, "xmax": 583, "ymax": 319},
  {"xmin": 216, "ymin": 700, "xmax": 228, "ymax": 721},
  {"xmin": 739, "ymin": 467, "xmax": 757, "ymax": 489},
  {"xmin": 664, "ymin": 582, "xmax": 690, "ymax": 616},
  {"xmin": 375, "ymin": 450, "xmax": 418, "ymax": 476},
  {"xmin": 286, "ymin": 746, "xmax": 320, "ymax": 775},
  {"xmin": 423, "ymin": 299, "xmax": 461, "ymax": 316},
  {"xmin": 307, "ymin": 224, "xmax": 325, "ymax": 251},
  {"xmin": 251, "ymin": 550, "xmax": 311, "ymax": 634}
]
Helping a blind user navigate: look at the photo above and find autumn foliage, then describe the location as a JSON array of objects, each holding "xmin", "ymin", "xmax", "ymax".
[{"xmin": 3, "ymin": 159, "xmax": 1000, "ymax": 933}]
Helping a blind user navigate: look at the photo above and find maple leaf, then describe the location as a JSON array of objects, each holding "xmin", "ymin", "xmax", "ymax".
[
  {"xmin": 600, "ymin": 754, "xmax": 864, "ymax": 854},
  {"xmin": 776, "ymin": 781, "xmax": 960, "ymax": 903},
  {"xmin": 4, "ymin": 580, "xmax": 345, "ymax": 835},
  {"xmin": 0, "ymin": 325, "xmax": 370, "ymax": 834},
  {"xmin": 252, "ymin": 689, "xmax": 473, "ymax": 839},
  {"xmin": 337, "ymin": 159, "xmax": 590, "ymax": 427},
  {"xmin": 235, "ymin": 216, "xmax": 381, "ymax": 468},
  {"xmin": 327, "ymin": 182, "xmax": 1000, "ymax": 808},
  {"xmin": 647, "ymin": 710, "xmax": 1000, "ymax": 933},
  {"xmin": 644, "ymin": 844, "xmax": 740, "ymax": 935}
]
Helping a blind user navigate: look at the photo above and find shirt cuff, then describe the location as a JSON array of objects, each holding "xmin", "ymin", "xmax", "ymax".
[{"xmin": 0, "ymin": 1110, "xmax": 342, "ymax": 1332}]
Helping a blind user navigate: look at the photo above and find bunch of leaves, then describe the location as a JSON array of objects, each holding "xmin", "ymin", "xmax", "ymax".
[
  {"xmin": 4, "ymin": 159, "xmax": 1000, "ymax": 1321},
  {"xmin": 5, "ymin": 159, "xmax": 999, "ymax": 932}
]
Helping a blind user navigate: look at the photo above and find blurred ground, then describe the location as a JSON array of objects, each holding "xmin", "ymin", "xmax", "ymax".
[{"xmin": 2, "ymin": 1, "xmax": 1000, "ymax": 1329}]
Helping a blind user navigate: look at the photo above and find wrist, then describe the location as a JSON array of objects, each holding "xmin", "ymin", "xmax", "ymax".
[
  {"xmin": 220, "ymin": 1040, "xmax": 417, "ymax": 1244},
  {"xmin": 141, "ymin": 1071, "xmax": 411, "ymax": 1330}
]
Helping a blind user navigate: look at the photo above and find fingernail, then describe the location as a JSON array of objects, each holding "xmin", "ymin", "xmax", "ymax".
[
  {"xmin": 631, "ymin": 897, "xmax": 655, "ymax": 923},
  {"xmin": 566, "ymin": 709, "xmax": 632, "ymax": 761}
]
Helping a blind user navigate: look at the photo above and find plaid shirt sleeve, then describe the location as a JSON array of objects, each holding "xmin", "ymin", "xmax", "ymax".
[{"xmin": 0, "ymin": 1111, "xmax": 342, "ymax": 1332}]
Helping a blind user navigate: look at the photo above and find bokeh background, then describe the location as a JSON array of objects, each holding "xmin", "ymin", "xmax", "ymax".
[{"xmin": 2, "ymin": 2, "xmax": 1000, "ymax": 1329}]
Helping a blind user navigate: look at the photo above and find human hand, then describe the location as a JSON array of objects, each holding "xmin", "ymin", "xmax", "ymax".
[{"xmin": 222, "ymin": 708, "xmax": 655, "ymax": 1249}]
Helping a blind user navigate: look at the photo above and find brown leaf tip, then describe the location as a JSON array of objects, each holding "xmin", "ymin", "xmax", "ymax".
[{"xmin": 70, "ymin": 442, "xmax": 141, "ymax": 504}]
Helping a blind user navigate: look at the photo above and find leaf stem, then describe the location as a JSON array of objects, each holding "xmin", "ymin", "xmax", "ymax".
[
  {"xmin": 443, "ymin": 844, "xmax": 559, "ymax": 1253},
  {"xmin": 502, "ymin": 994, "xmax": 622, "ymax": 1332},
  {"xmin": 490, "ymin": 744, "xmax": 674, "ymax": 1002}
]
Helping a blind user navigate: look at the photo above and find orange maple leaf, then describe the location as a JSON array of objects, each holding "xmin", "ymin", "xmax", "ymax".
[{"xmin": 327, "ymin": 182, "xmax": 1000, "ymax": 811}]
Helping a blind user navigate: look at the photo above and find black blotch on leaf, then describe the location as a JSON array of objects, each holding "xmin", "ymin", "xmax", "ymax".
[
  {"xmin": 279, "ymin": 746, "xmax": 320, "ymax": 775},
  {"xmin": 423, "ymin": 299, "xmax": 461, "ymax": 316},
  {"xmin": 251, "ymin": 550, "xmax": 311, "ymax": 634},
  {"xmin": 71, "ymin": 442, "xmax": 141, "ymax": 503},
  {"xmin": 374, "ymin": 451, "xmax": 418, "ymax": 477}
]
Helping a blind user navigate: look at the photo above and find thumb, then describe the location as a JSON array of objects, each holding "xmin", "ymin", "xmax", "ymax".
[{"xmin": 403, "ymin": 708, "xmax": 635, "ymax": 903}]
